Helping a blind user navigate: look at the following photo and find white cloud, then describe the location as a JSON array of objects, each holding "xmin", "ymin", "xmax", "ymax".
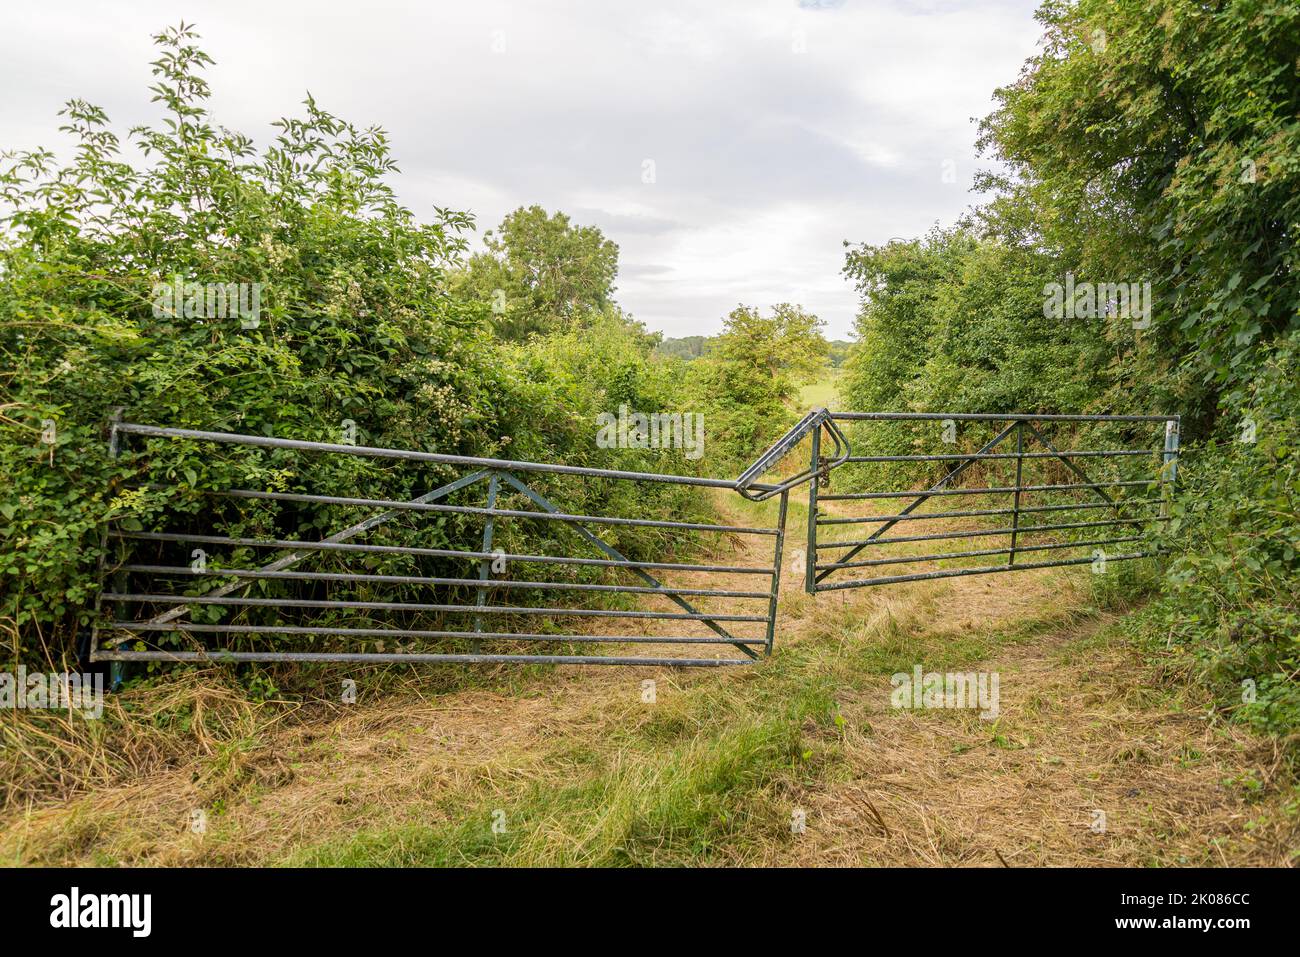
[{"xmin": 0, "ymin": 0, "xmax": 1044, "ymax": 338}]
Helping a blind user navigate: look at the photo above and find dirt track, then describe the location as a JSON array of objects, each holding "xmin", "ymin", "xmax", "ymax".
[{"xmin": 2, "ymin": 495, "xmax": 1293, "ymax": 866}]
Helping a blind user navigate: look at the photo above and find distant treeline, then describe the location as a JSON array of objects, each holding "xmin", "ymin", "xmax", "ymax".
[{"xmin": 658, "ymin": 335, "xmax": 852, "ymax": 367}]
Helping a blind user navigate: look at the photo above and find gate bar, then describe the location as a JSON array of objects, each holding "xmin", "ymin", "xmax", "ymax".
[
  {"xmin": 112, "ymin": 532, "xmax": 773, "ymax": 575},
  {"xmin": 815, "ymin": 498, "xmax": 1161, "ymax": 524},
  {"xmin": 845, "ymin": 449, "xmax": 1155, "ymax": 462},
  {"xmin": 115, "ymin": 422, "xmax": 778, "ymax": 492},
  {"xmin": 112, "ymin": 601, "xmax": 766, "ymax": 622},
  {"xmin": 766, "ymin": 490, "xmax": 789, "ymax": 653},
  {"xmin": 116, "ymin": 600, "xmax": 764, "ymax": 624},
  {"xmin": 831, "ymin": 412, "xmax": 1176, "ymax": 422},
  {"xmin": 804, "ymin": 423, "xmax": 820, "ymax": 592},
  {"xmin": 93, "ymin": 650, "xmax": 752, "ymax": 667},
  {"xmin": 821, "ymin": 478, "xmax": 1159, "ymax": 500},
  {"xmin": 107, "ymin": 575, "xmax": 771, "ymax": 597},
  {"xmin": 1009, "ymin": 421, "xmax": 1025, "ymax": 565},
  {"xmin": 474, "ymin": 472, "xmax": 501, "ymax": 651},
  {"xmin": 817, "ymin": 515, "xmax": 1171, "ymax": 550},
  {"xmin": 816, "ymin": 552, "xmax": 1151, "ymax": 590},
  {"xmin": 214, "ymin": 487, "xmax": 778, "ymax": 535},
  {"xmin": 816, "ymin": 535, "xmax": 1145, "ymax": 570},
  {"xmin": 105, "ymin": 623, "xmax": 765, "ymax": 644}
]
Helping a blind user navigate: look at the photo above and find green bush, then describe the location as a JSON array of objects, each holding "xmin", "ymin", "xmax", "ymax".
[
  {"xmin": 0, "ymin": 26, "xmax": 703, "ymax": 669},
  {"xmin": 684, "ymin": 303, "xmax": 828, "ymax": 469},
  {"xmin": 1151, "ymin": 334, "xmax": 1300, "ymax": 735}
]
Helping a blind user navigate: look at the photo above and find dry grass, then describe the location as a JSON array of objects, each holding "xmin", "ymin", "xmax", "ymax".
[
  {"xmin": 769, "ymin": 616, "xmax": 1291, "ymax": 866},
  {"xmin": 2, "ymin": 491, "xmax": 1295, "ymax": 866}
]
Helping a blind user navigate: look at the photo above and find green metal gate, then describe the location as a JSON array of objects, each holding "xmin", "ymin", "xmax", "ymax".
[
  {"xmin": 90, "ymin": 409, "xmax": 1179, "ymax": 668},
  {"xmin": 805, "ymin": 412, "xmax": 1179, "ymax": 592},
  {"xmin": 93, "ymin": 421, "xmax": 790, "ymax": 668}
]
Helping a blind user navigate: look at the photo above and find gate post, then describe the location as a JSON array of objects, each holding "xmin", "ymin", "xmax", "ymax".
[
  {"xmin": 1158, "ymin": 418, "xmax": 1180, "ymax": 571},
  {"xmin": 94, "ymin": 407, "xmax": 129, "ymax": 691},
  {"xmin": 1161, "ymin": 418, "xmax": 1179, "ymax": 500},
  {"xmin": 766, "ymin": 489, "xmax": 789, "ymax": 655},
  {"xmin": 805, "ymin": 424, "xmax": 820, "ymax": 593},
  {"xmin": 473, "ymin": 471, "xmax": 502, "ymax": 653}
]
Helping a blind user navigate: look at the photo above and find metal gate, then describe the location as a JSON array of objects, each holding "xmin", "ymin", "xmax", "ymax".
[
  {"xmin": 90, "ymin": 409, "xmax": 1178, "ymax": 669},
  {"xmin": 804, "ymin": 412, "xmax": 1179, "ymax": 593},
  {"xmin": 93, "ymin": 421, "xmax": 792, "ymax": 668}
]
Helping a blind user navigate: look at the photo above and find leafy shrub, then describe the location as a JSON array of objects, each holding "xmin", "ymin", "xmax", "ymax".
[
  {"xmin": 0, "ymin": 25, "xmax": 703, "ymax": 669},
  {"xmin": 1151, "ymin": 334, "xmax": 1300, "ymax": 736},
  {"xmin": 684, "ymin": 303, "xmax": 828, "ymax": 469}
]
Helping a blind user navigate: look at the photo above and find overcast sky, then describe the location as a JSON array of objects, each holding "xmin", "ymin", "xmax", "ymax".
[{"xmin": 1, "ymin": 0, "xmax": 1044, "ymax": 339}]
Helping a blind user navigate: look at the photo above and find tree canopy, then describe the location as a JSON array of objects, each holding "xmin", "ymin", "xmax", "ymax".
[{"xmin": 458, "ymin": 205, "xmax": 620, "ymax": 341}]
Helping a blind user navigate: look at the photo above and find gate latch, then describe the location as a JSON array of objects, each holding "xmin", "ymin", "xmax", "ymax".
[{"xmin": 733, "ymin": 408, "xmax": 850, "ymax": 502}]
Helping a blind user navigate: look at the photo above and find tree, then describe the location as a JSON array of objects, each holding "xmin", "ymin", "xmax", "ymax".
[
  {"xmin": 841, "ymin": 229, "xmax": 972, "ymax": 413},
  {"xmin": 0, "ymin": 24, "xmax": 513, "ymax": 660},
  {"xmin": 976, "ymin": 0, "xmax": 1300, "ymax": 425},
  {"xmin": 459, "ymin": 205, "xmax": 619, "ymax": 340},
  {"xmin": 686, "ymin": 303, "xmax": 827, "ymax": 463},
  {"xmin": 714, "ymin": 303, "xmax": 827, "ymax": 389},
  {"xmin": 885, "ymin": 0, "xmax": 1300, "ymax": 734},
  {"xmin": 0, "ymin": 26, "xmax": 668, "ymax": 666}
]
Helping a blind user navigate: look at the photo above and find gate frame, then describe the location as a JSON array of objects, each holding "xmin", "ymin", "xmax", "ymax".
[
  {"xmin": 90, "ymin": 410, "xmax": 1181, "ymax": 669},
  {"xmin": 805, "ymin": 412, "xmax": 1180, "ymax": 593},
  {"xmin": 94, "ymin": 422, "xmax": 790, "ymax": 668}
]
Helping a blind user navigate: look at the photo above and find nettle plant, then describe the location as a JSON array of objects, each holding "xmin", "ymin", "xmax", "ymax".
[{"xmin": 0, "ymin": 23, "xmax": 509, "ymax": 662}]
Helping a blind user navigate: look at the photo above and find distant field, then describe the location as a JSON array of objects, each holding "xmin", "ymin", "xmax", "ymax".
[{"xmin": 798, "ymin": 368, "xmax": 844, "ymax": 409}]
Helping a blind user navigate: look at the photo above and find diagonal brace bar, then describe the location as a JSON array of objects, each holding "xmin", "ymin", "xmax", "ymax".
[
  {"xmin": 815, "ymin": 421, "xmax": 1019, "ymax": 584},
  {"xmin": 1021, "ymin": 422, "xmax": 1145, "ymax": 533},
  {"xmin": 497, "ymin": 471, "xmax": 759, "ymax": 659},
  {"xmin": 134, "ymin": 469, "xmax": 493, "ymax": 631}
]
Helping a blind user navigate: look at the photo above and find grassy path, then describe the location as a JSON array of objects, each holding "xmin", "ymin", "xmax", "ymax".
[{"xmin": 2, "ymin": 494, "xmax": 1294, "ymax": 866}]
